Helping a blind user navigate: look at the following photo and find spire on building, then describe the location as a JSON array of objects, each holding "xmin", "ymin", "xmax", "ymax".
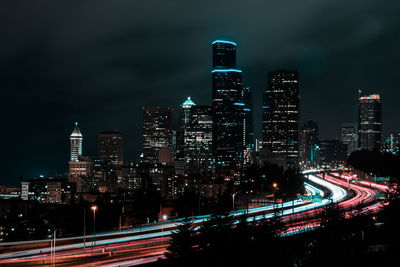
[
  {"xmin": 70, "ymin": 122, "xmax": 83, "ymax": 161},
  {"xmin": 70, "ymin": 122, "xmax": 82, "ymax": 138}
]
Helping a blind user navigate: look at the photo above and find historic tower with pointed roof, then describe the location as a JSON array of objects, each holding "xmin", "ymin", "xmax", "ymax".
[{"xmin": 70, "ymin": 122, "xmax": 83, "ymax": 161}]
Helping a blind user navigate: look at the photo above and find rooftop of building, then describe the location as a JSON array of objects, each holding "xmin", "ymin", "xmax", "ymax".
[
  {"xmin": 99, "ymin": 131, "xmax": 123, "ymax": 135},
  {"xmin": 181, "ymin": 97, "xmax": 196, "ymax": 107},
  {"xmin": 212, "ymin": 39, "xmax": 237, "ymax": 46},
  {"xmin": 360, "ymin": 94, "xmax": 380, "ymax": 100},
  {"xmin": 70, "ymin": 122, "xmax": 82, "ymax": 138}
]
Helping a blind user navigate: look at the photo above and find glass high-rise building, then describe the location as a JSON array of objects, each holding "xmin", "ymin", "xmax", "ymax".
[
  {"xmin": 262, "ymin": 70, "xmax": 299, "ymax": 167},
  {"xmin": 70, "ymin": 122, "xmax": 83, "ymax": 161},
  {"xmin": 212, "ymin": 39, "xmax": 236, "ymax": 69},
  {"xmin": 211, "ymin": 39, "xmax": 244, "ymax": 171},
  {"xmin": 341, "ymin": 123, "xmax": 358, "ymax": 156},
  {"xmin": 142, "ymin": 107, "xmax": 173, "ymax": 163},
  {"xmin": 184, "ymin": 105, "xmax": 213, "ymax": 174},
  {"xmin": 98, "ymin": 131, "xmax": 124, "ymax": 165},
  {"xmin": 358, "ymin": 94, "xmax": 382, "ymax": 151},
  {"xmin": 176, "ymin": 97, "xmax": 196, "ymax": 163}
]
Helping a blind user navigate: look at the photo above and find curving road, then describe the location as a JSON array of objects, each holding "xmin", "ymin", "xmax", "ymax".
[{"xmin": 0, "ymin": 171, "xmax": 390, "ymax": 266}]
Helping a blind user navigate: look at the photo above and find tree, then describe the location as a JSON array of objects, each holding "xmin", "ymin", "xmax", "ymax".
[{"xmin": 166, "ymin": 217, "xmax": 196, "ymax": 260}]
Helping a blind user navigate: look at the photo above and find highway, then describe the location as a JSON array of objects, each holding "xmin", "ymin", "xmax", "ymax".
[{"xmin": 0, "ymin": 171, "xmax": 390, "ymax": 266}]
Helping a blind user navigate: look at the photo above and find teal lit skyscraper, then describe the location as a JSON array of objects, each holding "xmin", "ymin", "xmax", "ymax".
[{"xmin": 211, "ymin": 39, "xmax": 244, "ymax": 171}]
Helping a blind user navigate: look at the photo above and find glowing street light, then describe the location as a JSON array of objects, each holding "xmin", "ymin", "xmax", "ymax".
[
  {"xmin": 273, "ymin": 182, "xmax": 278, "ymax": 189},
  {"xmin": 162, "ymin": 214, "xmax": 167, "ymax": 245},
  {"xmin": 91, "ymin": 206, "xmax": 97, "ymax": 253},
  {"xmin": 273, "ymin": 183, "xmax": 278, "ymax": 205}
]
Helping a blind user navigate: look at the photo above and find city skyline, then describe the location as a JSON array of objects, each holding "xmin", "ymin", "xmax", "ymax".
[{"xmin": 1, "ymin": 1, "xmax": 400, "ymax": 184}]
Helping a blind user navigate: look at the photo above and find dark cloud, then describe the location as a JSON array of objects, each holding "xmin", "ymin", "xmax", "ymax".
[{"xmin": 1, "ymin": 0, "xmax": 399, "ymax": 184}]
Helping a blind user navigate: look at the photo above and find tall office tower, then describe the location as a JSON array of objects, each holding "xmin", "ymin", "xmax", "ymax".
[
  {"xmin": 242, "ymin": 86, "xmax": 255, "ymax": 149},
  {"xmin": 341, "ymin": 123, "xmax": 358, "ymax": 156},
  {"xmin": 184, "ymin": 105, "xmax": 213, "ymax": 174},
  {"xmin": 262, "ymin": 70, "xmax": 299, "ymax": 167},
  {"xmin": 68, "ymin": 123, "xmax": 92, "ymax": 192},
  {"xmin": 70, "ymin": 122, "xmax": 83, "ymax": 161},
  {"xmin": 181, "ymin": 97, "xmax": 196, "ymax": 124},
  {"xmin": 142, "ymin": 107, "xmax": 173, "ymax": 164},
  {"xmin": 211, "ymin": 39, "xmax": 244, "ymax": 171},
  {"xmin": 98, "ymin": 131, "xmax": 124, "ymax": 165},
  {"xmin": 176, "ymin": 97, "xmax": 196, "ymax": 163},
  {"xmin": 299, "ymin": 120, "xmax": 319, "ymax": 166},
  {"xmin": 358, "ymin": 94, "xmax": 382, "ymax": 151},
  {"xmin": 213, "ymin": 39, "xmax": 236, "ymax": 68}
]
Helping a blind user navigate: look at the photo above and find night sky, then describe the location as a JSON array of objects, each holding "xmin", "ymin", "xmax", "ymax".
[{"xmin": 1, "ymin": 0, "xmax": 399, "ymax": 185}]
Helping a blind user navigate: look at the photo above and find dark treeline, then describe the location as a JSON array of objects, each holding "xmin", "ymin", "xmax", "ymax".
[
  {"xmin": 155, "ymin": 195, "xmax": 400, "ymax": 267},
  {"xmin": 347, "ymin": 150, "xmax": 400, "ymax": 179},
  {"xmin": 0, "ymin": 189, "xmax": 161, "ymax": 242}
]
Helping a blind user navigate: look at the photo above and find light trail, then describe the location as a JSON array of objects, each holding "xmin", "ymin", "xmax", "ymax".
[
  {"xmin": 0, "ymin": 170, "xmax": 390, "ymax": 266},
  {"xmin": 0, "ymin": 183, "xmax": 326, "ymax": 263}
]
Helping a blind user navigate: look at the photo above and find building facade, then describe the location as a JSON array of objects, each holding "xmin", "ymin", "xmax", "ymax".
[
  {"xmin": 299, "ymin": 120, "xmax": 319, "ymax": 166},
  {"xmin": 211, "ymin": 39, "xmax": 244, "ymax": 172},
  {"xmin": 262, "ymin": 70, "xmax": 299, "ymax": 167},
  {"xmin": 98, "ymin": 131, "xmax": 124, "ymax": 166},
  {"xmin": 341, "ymin": 123, "xmax": 358, "ymax": 156},
  {"xmin": 142, "ymin": 107, "xmax": 173, "ymax": 164},
  {"xmin": 176, "ymin": 97, "xmax": 196, "ymax": 165},
  {"xmin": 184, "ymin": 105, "xmax": 213, "ymax": 174},
  {"xmin": 242, "ymin": 86, "xmax": 255, "ymax": 150},
  {"xmin": 318, "ymin": 139, "xmax": 347, "ymax": 166},
  {"xmin": 383, "ymin": 132, "xmax": 400, "ymax": 154},
  {"xmin": 358, "ymin": 94, "xmax": 382, "ymax": 151},
  {"xmin": 70, "ymin": 122, "xmax": 82, "ymax": 161}
]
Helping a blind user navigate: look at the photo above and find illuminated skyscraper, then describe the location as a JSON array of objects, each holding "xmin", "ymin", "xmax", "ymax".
[
  {"xmin": 341, "ymin": 123, "xmax": 358, "ymax": 155},
  {"xmin": 262, "ymin": 70, "xmax": 299, "ymax": 167},
  {"xmin": 98, "ymin": 131, "xmax": 124, "ymax": 165},
  {"xmin": 212, "ymin": 39, "xmax": 236, "ymax": 69},
  {"xmin": 211, "ymin": 39, "xmax": 244, "ymax": 171},
  {"xmin": 358, "ymin": 94, "xmax": 382, "ymax": 151},
  {"xmin": 184, "ymin": 105, "xmax": 213, "ymax": 174},
  {"xmin": 242, "ymin": 86, "xmax": 255, "ymax": 149},
  {"xmin": 142, "ymin": 107, "xmax": 173, "ymax": 163},
  {"xmin": 299, "ymin": 120, "xmax": 319, "ymax": 166},
  {"xmin": 176, "ymin": 97, "xmax": 196, "ymax": 163},
  {"xmin": 68, "ymin": 122, "xmax": 92, "ymax": 192},
  {"xmin": 181, "ymin": 97, "xmax": 196, "ymax": 124},
  {"xmin": 70, "ymin": 122, "xmax": 82, "ymax": 161}
]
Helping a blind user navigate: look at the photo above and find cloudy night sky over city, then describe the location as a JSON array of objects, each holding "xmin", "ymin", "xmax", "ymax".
[{"xmin": 1, "ymin": 0, "xmax": 399, "ymax": 185}]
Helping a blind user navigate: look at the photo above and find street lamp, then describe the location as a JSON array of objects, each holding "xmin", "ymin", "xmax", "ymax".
[
  {"xmin": 50, "ymin": 229, "xmax": 56, "ymax": 267},
  {"xmin": 91, "ymin": 205, "xmax": 97, "ymax": 253},
  {"xmin": 273, "ymin": 182, "xmax": 278, "ymax": 206},
  {"xmin": 273, "ymin": 182, "xmax": 278, "ymax": 190},
  {"xmin": 83, "ymin": 209, "xmax": 86, "ymax": 249},
  {"xmin": 232, "ymin": 193, "xmax": 236, "ymax": 211},
  {"xmin": 162, "ymin": 214, "xmax": 167, "ymax": 245}
]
